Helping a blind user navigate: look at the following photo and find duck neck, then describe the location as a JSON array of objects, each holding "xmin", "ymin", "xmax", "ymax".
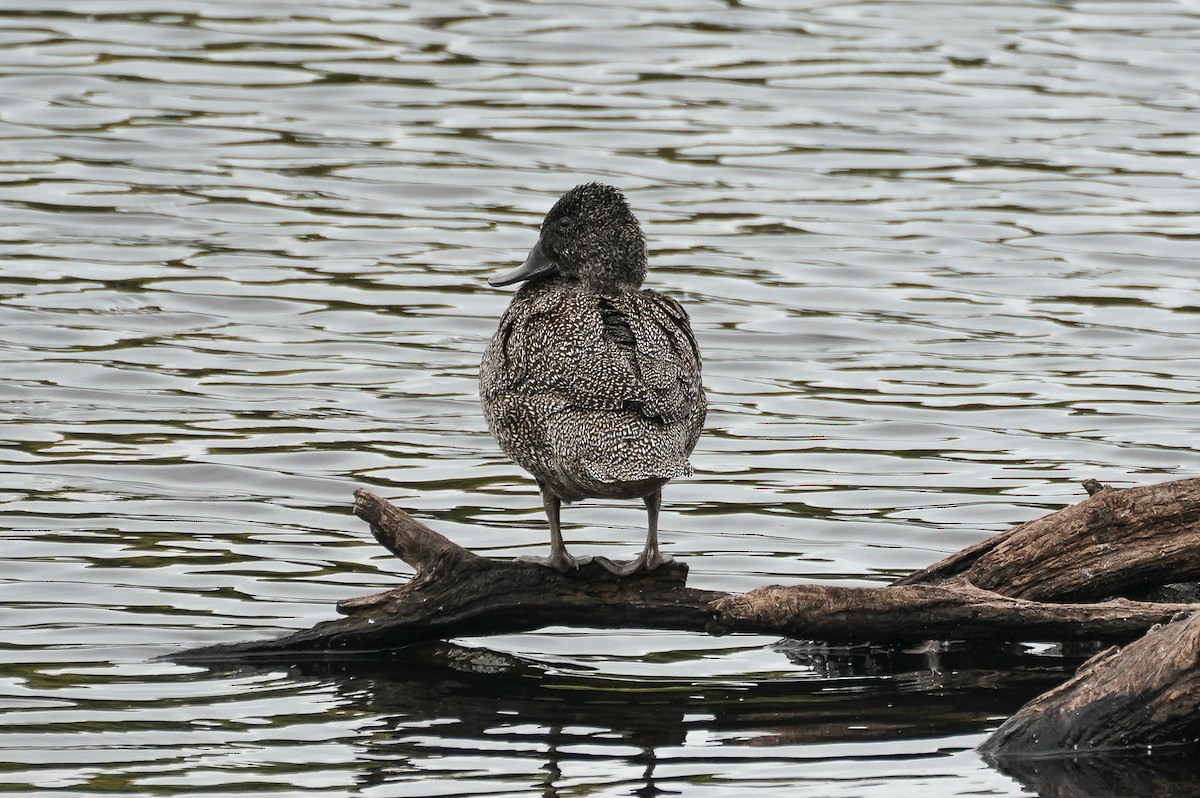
[{"xmin": 580, "ymin": 256, "xmax": 646, "ymax": 293}]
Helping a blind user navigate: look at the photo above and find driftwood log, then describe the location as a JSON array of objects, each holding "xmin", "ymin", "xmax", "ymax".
[
  {"xmin": 896, "ymin": 478, "xmax": 1200, "ymax": 601},
  {"xmin": 171, "ymin": 476, "xmax": 1200, "ymax": 765}
]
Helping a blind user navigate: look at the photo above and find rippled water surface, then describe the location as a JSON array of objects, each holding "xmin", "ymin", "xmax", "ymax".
[{"xmin": 4, "ymin": 1, "xmax": 1200, "ymax": 795}]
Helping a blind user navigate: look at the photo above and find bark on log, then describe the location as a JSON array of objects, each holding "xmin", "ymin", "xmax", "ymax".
[
  {"xmin": 710, "ymin": 583, "xmax": 1189, "ymax": 644},
  {"xmin": 896, "ymin": 477, "xmax": 1200, "ymax": 601}
]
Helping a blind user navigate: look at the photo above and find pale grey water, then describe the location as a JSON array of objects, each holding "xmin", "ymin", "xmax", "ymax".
[{"xmin": 2, "ymin": 1, "xmax": 1200, "ymax": 795}]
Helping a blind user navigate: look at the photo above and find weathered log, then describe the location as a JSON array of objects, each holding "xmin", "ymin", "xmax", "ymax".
[
  {"xmin": 980, "ymin": 610, "xmax": 1200, "ymax": 758},
  {"xmin": 710, "ymin": 583, "xmax": 1190, "ymax": 644},
  {"xmin": 896, "ymin": 477, "xmax": 1200, "ymax": 601},
  {"xmin": 171, "ymin": 488, "xmax": 1196, "ymax": 662},
  {"xmin": 174, "ymin": 490, "xmax": 722, "ymax": 661}
]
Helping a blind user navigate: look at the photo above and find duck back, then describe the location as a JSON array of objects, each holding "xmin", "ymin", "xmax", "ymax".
[{"xmin": 480, "ymin": 278, "xmax": 705, "ymax": 502}]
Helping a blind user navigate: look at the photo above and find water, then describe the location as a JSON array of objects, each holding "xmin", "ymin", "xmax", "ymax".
[{"xmin": 3, "ymin": 0, "xmax": 1200, "ymax": 795}]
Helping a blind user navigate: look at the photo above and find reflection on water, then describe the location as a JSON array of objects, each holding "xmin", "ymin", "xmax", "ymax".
[
  {"xmin": 989, "ymin": 750, "xmax": 1200, "ymax": 798},
  {"xmin": 3, "ymin": 0, "xmax": 1200, "ymax": 795},
  {"xmin": 200, "ymin": 643, "xmax": 1070, "ymax": 796}
]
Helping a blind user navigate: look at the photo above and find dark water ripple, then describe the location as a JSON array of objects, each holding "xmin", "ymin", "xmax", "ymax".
[{"xmin": 3, "ymin": 1, "xmax": 1200, "ymax": 795}]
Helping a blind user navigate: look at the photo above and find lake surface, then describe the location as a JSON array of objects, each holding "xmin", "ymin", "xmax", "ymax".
[{"xmin": 3, "ymin": 1, "xmax": 1200, "ymax": 795}]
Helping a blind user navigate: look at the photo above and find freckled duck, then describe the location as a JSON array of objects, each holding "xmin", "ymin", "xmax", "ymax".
[{"xmin": 480, "ymin": 183, "xmax": 706, "ymax": 575}]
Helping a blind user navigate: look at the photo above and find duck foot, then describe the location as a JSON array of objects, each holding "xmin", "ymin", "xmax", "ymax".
[
  {"xmin": 594, "ymin": 552, "xmax": 674, "ymax": 577},
  {"xmin": 517, "ymin": 553, "xmax": 593, "ymax": 572}
]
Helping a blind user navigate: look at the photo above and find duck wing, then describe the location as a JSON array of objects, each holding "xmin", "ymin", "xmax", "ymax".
[
  {"xmin": 482, "ymin": 283, "xmax": 643, "ymax": 410},
  {"xmin": 597, "ymin": 290, "xmax": 705, "ymax": 435}
]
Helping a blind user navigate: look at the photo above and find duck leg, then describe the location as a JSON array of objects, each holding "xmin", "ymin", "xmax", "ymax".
[
  {"xmin": 597, "ymin": 489, "xmax": 674, "ymax": 577},
  {"xmin": 518, "ymin": 482, "xmax": 589, "ymax": 572}
]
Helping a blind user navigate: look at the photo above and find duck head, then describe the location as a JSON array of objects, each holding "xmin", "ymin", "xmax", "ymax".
[{"xmin": 489, "ymin": 183, "xmax": 647, "ymax": 293}]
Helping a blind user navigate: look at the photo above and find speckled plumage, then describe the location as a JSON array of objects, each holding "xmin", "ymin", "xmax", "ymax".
[{"xmin": 480, "ymin": 183, "xmax": 706, "ymax": 573}]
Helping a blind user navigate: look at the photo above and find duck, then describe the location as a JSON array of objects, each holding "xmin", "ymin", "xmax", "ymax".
[{"xmin": 479, "ymin": 183, "xmax": 706, "ymax": 576}]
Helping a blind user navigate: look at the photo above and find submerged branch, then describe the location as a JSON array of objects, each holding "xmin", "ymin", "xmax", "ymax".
[{"xmin": 981, "ymin": 610, "xmax": 1200, "ymax": 759}]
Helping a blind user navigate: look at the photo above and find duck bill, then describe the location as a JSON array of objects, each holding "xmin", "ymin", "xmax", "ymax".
[{"xmin": 488, "ymin": 240, "xmax": 559, "ymax": 287}]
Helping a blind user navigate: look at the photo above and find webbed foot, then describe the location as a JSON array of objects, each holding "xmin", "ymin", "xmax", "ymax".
[
  {"xmin": 517, "ymin": 552, "xmax": 593, "ymax": 572},
  {"xmin": 594, "ymin": 551, "xmax": 674, "ymax": 577}
]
